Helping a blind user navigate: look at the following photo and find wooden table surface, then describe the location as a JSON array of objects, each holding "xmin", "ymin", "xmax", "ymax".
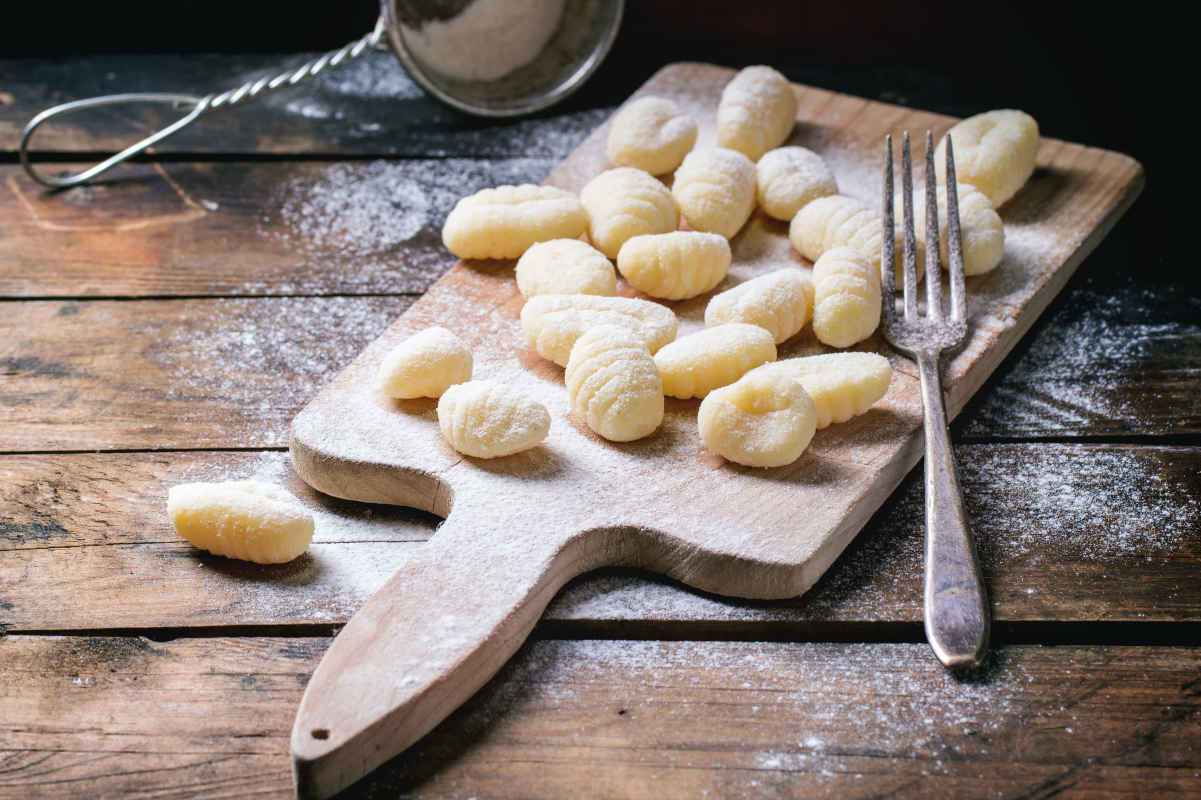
[{"xmin": 0, "ymin": 50, "xmax": 1197, "ymax": 799}]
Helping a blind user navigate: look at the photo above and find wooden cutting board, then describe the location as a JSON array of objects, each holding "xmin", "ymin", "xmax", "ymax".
[{"xmin": 286, "ymin": 63, "xmax": 1142, "ymax": 797}]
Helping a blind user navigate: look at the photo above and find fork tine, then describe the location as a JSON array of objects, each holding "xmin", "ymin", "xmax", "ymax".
[
  {"xmin": 881, "ymin": 134, "xmax": 897, "ymax": 322},
  {"xmin": 900, "ymin": 132, "xmax": 919, "ymax": 320},
  {"xmin": 943, "ymin": 135, "xmax": 967, "ymax": 322},
  {"xmin": 923, "ymin": 131, "xmax": 944, "ymax": 319}
]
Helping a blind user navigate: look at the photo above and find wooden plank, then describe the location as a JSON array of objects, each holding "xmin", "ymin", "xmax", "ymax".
[
  {"xmin": 0, "ymin": 159, "xmax": 551, "ymax": 298},
  {"xmin": 3, "ymin": 445, "xmax": 1198, "ymax": 632},
  {"xmin": 2, "ymin": 635, "xmax": 1199, "ymax": 799},
  {"xmin": 0, "ymin": 52, "xmax": 611, "ymax": 158}
]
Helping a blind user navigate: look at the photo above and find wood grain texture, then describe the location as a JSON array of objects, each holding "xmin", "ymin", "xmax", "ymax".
[
  {"xmin": 0, "ymin": 51, "xmax": 610, "ymax": 158},
  {"xmin": 2, "ymin": 445, "xmax": 1198, "ymax": 633},
  {"xmin": 2, "ymin": 635, "xmax": 1199, "ymax": 799}
]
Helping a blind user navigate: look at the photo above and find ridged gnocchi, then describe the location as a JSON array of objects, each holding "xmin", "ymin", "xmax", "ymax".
[
  {"xmin": 377, "ymin": 326, "xmax": 473, "ymax": 399},
  {"xmin": 698, "ymin": 370, "xmax": 816, "ymax": 468},
  {"xmin": 716, "ymin": 65, "xmax": 798, "ymax": 161},
  {"xmin": 167, "ymin": 480, "xmax": 314, "ymax": 564},
  {"xmin": 436, "ymin": 380, "xmax": 550, "ymax": 458},
  {"xmin": 521, "ymin": 293, "xmax": 678, "ymax": 367},
  {"xmin": 790, "ymin": 194, "xmax": 920, "ymax": 284},
  {"xmin": 616, "ymin": 231, "xmax": 730, "ymax": 300},
  {"xmin": 916, "ymin": 183, "xmax": 1005, "ymax": 276},
  {"xmin": 704, "ymin": 269, "xmax": 812, "ymax": 344},
  {"xmin": 935, "ymin": 109, "xmax": 1039, "ymax": 207},
  {"xmin": 606, "ymin": 96, "xmax": 698, "ymax": 176},
  {"xmin": 442, "ymin": 184, "xmax": 588, "ymax": 260},
  {"xmin": 580, "ymin": 167, "xmax": 678, "ymax": 258},
  {"xmin": 749, "ymin": 352, "xmax": 892, "ymax": 429},
  {"xmin": 672, "ymin": 148, "xmax": 757, "ymax": 239},
  {"xmin": 811, "ymin": 247, "xmax": 881, "ymax": 348},
  {"xmin": 515, "ymin": 239, "xmax": 618, "ymax": 298},
  {"xmin": 756, "ymin": 146, "xmax": 838, "ymax": 221},
  {"xmin": 566, "ymin": 325, "xmax": 664, "ymax": 442},
  {"xmin": 654, "ymin": 323, "xmax": 776, "ymax": 399}
]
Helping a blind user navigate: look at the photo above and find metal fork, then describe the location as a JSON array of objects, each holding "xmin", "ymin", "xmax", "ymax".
[{"xmin": 881, "ymin": 131, "xmax": 989, "ymax": 670}]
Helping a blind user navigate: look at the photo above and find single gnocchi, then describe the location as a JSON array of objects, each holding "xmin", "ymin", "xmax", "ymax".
[
  {"xmin": 654, "ymin": 323, "xmax": 776, "ymax": 399},
  {"xmin": 580, "ymin": 167, "xmax": 678, "ymax": 258},
  {"xmin": 749, "ymin": 352, "xmax": 892, "ymax": 429},
  {"xmin": 704, "ymin": 269, "xmax": 813, "ymax": 344},
  {"xmin": 520, "ymin": 294, "xmax": 678, "ymax": 367},
  {"xmin": 716, "ymin": 65, "xmax": 798, "ymax": 161},
  {"xmin": 916, "ymin": 183, "xmax": 1005, "ymax": 276},
  {"xmin": 616, "ymin": 231, "xmax": 730, "ymax": 300},
  {"xmin": 756, "ymin": 146, "xmax": 838, "ymax": 221},
  {"xmin": 811, "ymin": 247, "xmax": 881, "ymax": 348},
  {"xmin": 377, "ymin": 326, "xmax": 473, "ymax": 399},
  {"xmin": 442, "ymin": 184, "xmax": 588, "ymax": 260},
  {"xmin": 935, "ymin": 109, "xmax": 1039, "ymax": 207},
  {"xmin": 515, "ymin": 239, "xmax": 618, "ymax": 298},
  {"xmin": 437, "ymin": 380, "xmax": 550, "ymax": 458},
  {"xmin": 167, "ymin": 480, "xmax": 314, "ymax": 564},
  {"xmin": 790, "ymin": 194, "xmax": 920, "ymax": 285},
  {"xmin": 606, "ymin": 96, "xmax": 698, "ymax": 175},
  {"xmin": 672, "ymin": 148, "xmax": 757, "ymax": 239},
  {"xmin": 698, "ymin": 370, "xmax": 816, "ymax": 468},
  {"xmin": 565, "ymin": 325, "xmax": 664, "ymax": 442}
]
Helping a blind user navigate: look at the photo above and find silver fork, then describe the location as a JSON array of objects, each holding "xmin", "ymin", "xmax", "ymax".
[{"xmin": 881, "ymin": 131, "xmax": 989, "ymax": 670}]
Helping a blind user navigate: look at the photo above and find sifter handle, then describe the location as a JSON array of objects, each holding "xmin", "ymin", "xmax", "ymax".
[{"xmin": 18, "ymin": 17, "xmax": 386, "ymax": 189}]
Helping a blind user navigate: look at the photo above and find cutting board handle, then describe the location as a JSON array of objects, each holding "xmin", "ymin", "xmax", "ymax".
[{"xmin": 290, "ymin": 515, "xmax": 602, "ymax": 799}]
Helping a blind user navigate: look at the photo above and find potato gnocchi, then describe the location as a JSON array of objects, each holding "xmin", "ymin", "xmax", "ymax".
[
  {"xmin": 442, "ymin": 184, "xmax": 588, "ymax": 260},
  {"xmin": 811, "ymin": 247, "xmax": 881, "ymax": 348},
  {"xmin": 515, "ymin": 239, "xmax": 618, "ymax": 298},
  {"xmin": 167, "ymin": 480, "xmax": 314, "ymax": 564},
  {"xmin": 606, "ymin": 96, "xmax": 698, "ymax": 176},
  {"xmin": 521, "ymin": 293, "xmax": 678, "ymax": 367},
  {"xmin": 915, "ymin": 182, "xmax": 1005, "ymax": 276},
  {"xmin": 704, "ymin": 269, "xmax": 812, "ymax": 344},
  {"xmin": 617, "ymin": 231, "xmax": 731, "ymax": 300},
  {"xmin": 654, "ymin": 323, "xmax": 777, "ymax": 399},
  {"xmin": 756, "ymin": 146, "xmax": 838, "ymax": 221},
  {"xmin": 935, "ymin": 109, "xmax": 1039, "ymax": 207},
  {"xmin": 716, "ymin": 65, "xmax": 798, "ymax": 161},
  {"xmin": 565, "ymin": 325, "xmax": 664, "ymax": 442},
  {"xmin": 377, "ymin": 326, "xmax": 473, "ymax": 399},
  {"xmin": 437, "ymin": 380, "xmax": 550, "ymax": 458},
  {"xmin": 698, "ymin": 370, "xmax": 816, "ymax": 468},
  {"xmin": 672, "ymin": 148, "xmax": 757, "ymax": 239},
  {"xmin": 791, "ymin": 194, "xmax": 919, "ymax": 284},
  {"xmin": 749, "ymin": 352, "xmax": 892, "ymax": 429},
  {"xmin": 580, "ymin": 167, "xmax": 679, "ymax": 258}
]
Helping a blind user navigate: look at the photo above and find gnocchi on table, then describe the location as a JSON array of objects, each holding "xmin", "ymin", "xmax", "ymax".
[
  {"xmin": 606, "ymin": 95, "xmax": 698, "ymax": 176},
  {"xmin": 935, "ymin": 109, "xmax": 1039, "ymax": 207},
  {"xmin": 811, "ymin": 247, "xmax": 882, "ymax": 348},
  {"xmin": 442, "ymin": 184, "xmax": 588, "ymax": 260},
  {"xmin": 698, "ymin": 369, "xmax": 817, "ymax": 468},
  {"xmin": 617, "ymin": 231, "xmax": 731, "ymax": 300},
  {"xmin": 704, "ymin": 269, "xmax": 812, "ymax": 344},
  {"xmin": 566, "ymin": 325, "xmax": 664, "ymax": 442},
  {"xmin": 580, "ymin": 167, "xmax": 678, "ymax": 258},
  {"xmin": 437, "ymin": 380, "xmax": 550, "ymax": 458},
  {"xmin": 168, "ymin": 480, "xmax": 314, "ymax": 564},
  {"xmin": 377, "ymin": 326, "xmax": 472, "ymax": 399},
  {"xmin": 654, "ymin": 323, "xmax": 776, "ymax": 399},
  {"xmin": 672, "ymin": 148, "xmax": 757, "ymax": 240},
  {"xmin": 916, "ymin": 183, "xmax": 1004, "ymax": 276},
  {"xmin": 515, "ymin": 239, "xmax": 618, "ymax": 298},
  {"xmin": 521, "ymin": 293, "xmax": 678, "ymax": 367},
  {"xmin": 791, "ymin": 194, "xmax": 919, "ymax": 284},
  {"xmin": 756, "ymin": 146, "xmax": 838, "ymax": 221},
  {"xmin": 716, "ymin": 65, "xmax": 798, "ymax": 161},
  {"xmin": 749, "ymin": 352, "xmax": 892, "ymax": 429}
]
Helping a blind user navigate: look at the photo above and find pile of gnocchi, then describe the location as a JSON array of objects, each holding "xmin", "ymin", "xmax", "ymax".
[{"xmin": 168, "ymin": 66, "xmax": 1040, "ymax": 562}]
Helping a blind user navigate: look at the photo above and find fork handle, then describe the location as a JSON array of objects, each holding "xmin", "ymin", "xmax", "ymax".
[{"xmin": 915, "ymin": 349, "xmax": 990, "ymax": 669}]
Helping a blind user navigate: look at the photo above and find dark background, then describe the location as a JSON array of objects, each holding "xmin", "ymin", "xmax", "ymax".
[{"xmin": 3, "ymin": 1, "xmax": 1169, "ymax": 261}]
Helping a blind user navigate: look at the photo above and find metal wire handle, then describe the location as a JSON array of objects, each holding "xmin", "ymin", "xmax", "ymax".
[{"xmin": 19, "ymin": 17, "xmax": 387, "ymax": 189}]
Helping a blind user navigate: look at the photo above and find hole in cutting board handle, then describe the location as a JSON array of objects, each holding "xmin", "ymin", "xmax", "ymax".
[{"xmin": 311, "ymin": 729, "xmax": 330, "ymax": 741}]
